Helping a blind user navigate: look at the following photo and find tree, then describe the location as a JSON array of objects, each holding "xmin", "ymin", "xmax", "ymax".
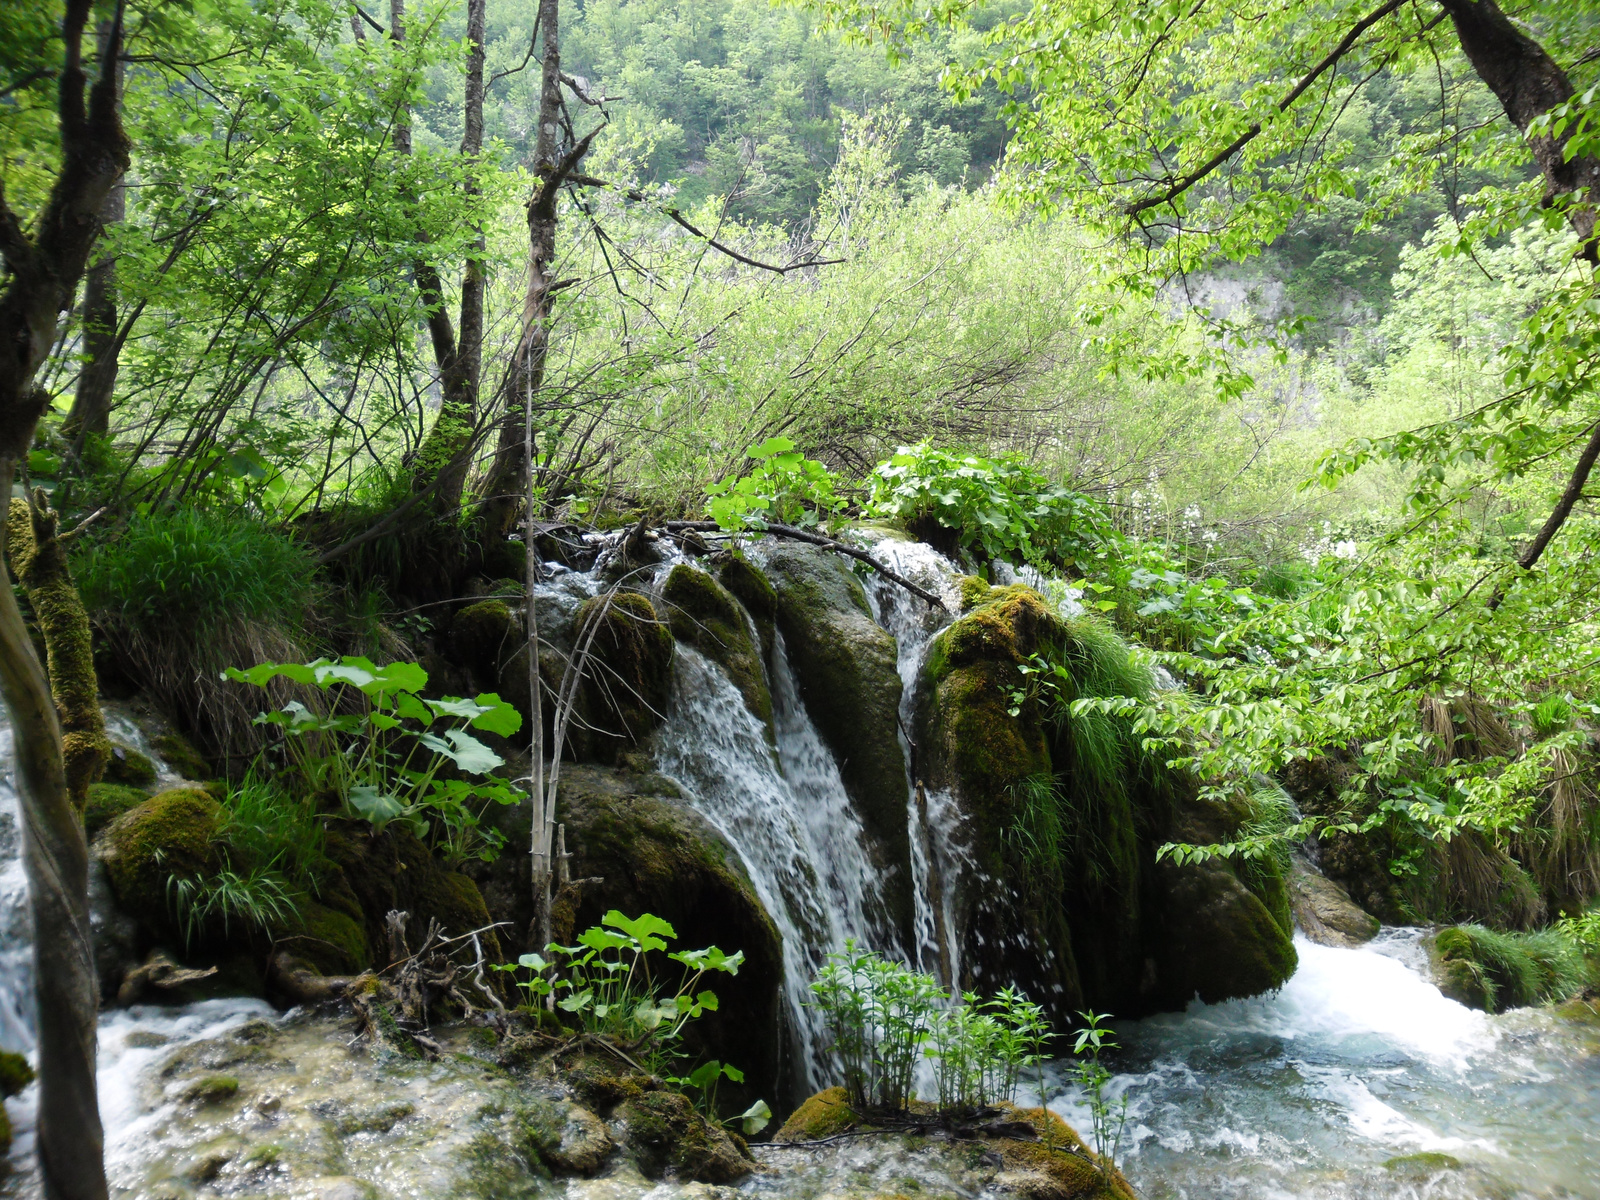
[
  {"xmin": 0, "ymin": 2, "xmax": 126, "ymax": 1194},
  {"xmin": 815, "ymin": 0, "xmax": 1600, "ymax": 591}
]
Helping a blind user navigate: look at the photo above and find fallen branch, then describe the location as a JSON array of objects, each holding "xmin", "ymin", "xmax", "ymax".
[{"xmin": 664, "ymin": 520, "xmax": 946, "ymax": 610}]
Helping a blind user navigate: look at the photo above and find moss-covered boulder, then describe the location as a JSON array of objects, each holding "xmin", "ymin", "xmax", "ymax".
[
  {"xmin": 100, "ymin": 788, "xmax": 222, "ymax": 935},
  {"xmin": 322, "ymin": 824, "xmax": 499, "ymax": 967},
  {"xmin": 567, "ymin": 590, "xmax": 675, "ymax": 760},
  {"xmin": 716, "ymin": 552, "xmax": 778, "ymax": 658},
  {"xmin": 660, "ymin": 564, "xmax": 772, "ymax": 729},
  {"xmin": 451, "ymin": 599, "xmax": 517, "ymax": 682},
  {"xmin": 760, "ymin": 543, "xmax": 912, "ymax": 942},
  {"xmin": 271, "ymin": 899, "xmax": 371, "ymax": 977},
  {"xmin": 916, "ymin": 584, "xmax": 1296, "ymax": 1020},
  {"xmin": 103, "ymin": 742, "xmax": 157, "ymax": 788},
  {"xmin": 464, "ymin": 763, "xmax": 786, "ymax": 1110},
  {"xmin": 85, "ymin": 781, "xmax": 150, "ymax": 837},
  {"xmin": 151, "ymin": 729, "xmax": 213, "ymax": 783}
]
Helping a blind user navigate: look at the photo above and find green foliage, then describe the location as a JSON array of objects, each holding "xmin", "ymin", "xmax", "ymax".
[
  {"xmin": 167, "ymin": 858, "xmax": 301, "ymax": 950},
  {"xmin": 808, "ymin": 942, "xmax": 1053, "ymax": 1114},
  {"xmin": 219, "ymin": 776, "xmax": 329, "ymax": 893},
  {"xmin": 1068, "ymin": 1011, "xmax": 1128, "ymax": 1180},
  {"xmin": 1434, "ymin": 924, "xmax": 1592, "ymax": 1013},
  {"xmin": 867, "ymin": 442, "xmax": 1113, "ymax": 569},
  {"xmin": 224, "ymin": 657, "xmax": 523, "ymax": 863},
  {"xmin": 705, "ymin": 437, "xmax": 846, "ymax": 531},
  {"xmin": 495, "ymin": 911, "xmax": 746, "ymax": 1081},
  {"xmin": 75, "ymin": 509, "xmax": 313, "ymax": 635}
]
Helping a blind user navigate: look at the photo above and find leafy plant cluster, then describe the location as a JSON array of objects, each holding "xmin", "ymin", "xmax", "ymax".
[
  {"xmin": 495, "ymin": 910, "xmax": 770, "ymax": 1135},
  {"xmin": 224, "ymin": 656, "xmax": 523, "ymax": 864},
  {"xmin": 705, "ymin": 436, "xmax": 847, "ymax": 531},
  {"xmin": 866, "ymin": 442, "xmax": 1113, "ymax": 570},
  {"xmin": 809, "ymin": 942, "xmax": 1052, "ymax": 1113}
]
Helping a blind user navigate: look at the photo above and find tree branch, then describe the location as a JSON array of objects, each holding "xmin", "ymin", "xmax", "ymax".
[{"xmin": 1487, "ymin": 419, "xmax": 1600, "ymax": 610}]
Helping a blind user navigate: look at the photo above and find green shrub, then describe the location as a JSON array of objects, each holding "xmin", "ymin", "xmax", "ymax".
[
  {"xmin": 76, "ymin": 509, "xmax": 313, "ymax": 635},
  {"xmin": 867, "ymin": 442, "xmax": 1112, "ymax": 569},
  {"xmin": 220, "ymin": 776, "xmax": 329, "ymax": 892}
]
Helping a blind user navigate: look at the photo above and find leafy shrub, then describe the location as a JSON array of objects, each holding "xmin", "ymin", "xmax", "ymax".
[
  {"xmin": 866, "ymin": 442, "xmax": 1112, "ymax": 569},
  {"xmin": 1067, "ymin": 1011, "xmax": 1129, "ymax": 1180},
  {"xmin": 705, "ymin": 436, "xmax": 846, "ymax": 531},
  {"xmin": 808, "ymin": 942, "xmax": 1053, "ymax": 1114},
  {"xmin": 76, "ymin": 509, "xmax": 313, "ymax": 635},
  {"xmin": 225, "ymin": 656, "xmax": 523, "ymax": 863},
  {"xmin": 495, "ymin": 910, "xmax": 768, "ymax": 1132}
]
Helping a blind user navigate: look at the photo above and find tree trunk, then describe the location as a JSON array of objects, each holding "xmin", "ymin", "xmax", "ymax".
[
  {"xmin": 0, "ymin": 3, "xmax": 126, "ymax": 1194},
  {"xmin": 398, "ymin": 0, "xmax": 486, "ymax": 517},
  {"xmin": 476, "ymin": 0, "xmax": 570, "ymax": 542},
  {"xmin": 6, "ymin": 492, "xmax": 111, "ymax": 809},
  {"xmin": 63, "ymin": 19, "xmax": 125, "ymax": 441},
  {"xmin": 1441, "ymin": 0, "xmax": 1600, "ymax": 260}
]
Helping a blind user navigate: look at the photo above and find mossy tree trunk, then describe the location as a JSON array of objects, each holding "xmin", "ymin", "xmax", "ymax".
[
  {"xmin": 6, "ymin": 491, "xmax": 112, "ymax": 809},
  {"xmin": 0, "ymin": 1, "xmax": 127, "ymax": 1195}
]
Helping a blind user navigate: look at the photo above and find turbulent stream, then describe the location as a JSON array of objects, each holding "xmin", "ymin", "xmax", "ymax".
[{"xmin": 0, "ymin": 537, "xmax": 1597, "ymax": 1197}]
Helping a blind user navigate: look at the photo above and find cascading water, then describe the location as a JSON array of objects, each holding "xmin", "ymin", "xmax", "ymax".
[
  {"xmin": 654, "ymin": 638, "xmax": 885, "ymax": 1086},
  {"xmin": 856, "ymin": 536, "xmax": 970, "ymax": 986}
]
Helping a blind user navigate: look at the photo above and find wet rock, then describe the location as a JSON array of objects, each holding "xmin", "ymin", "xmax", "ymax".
[
  {"xmin": 760, "ymin": 543, "xmax": 912, "ymax": 942},
  {"xmin": 773, "ymin": 1086, "xmax": 856, "ymax": 1141},
  {"xmin": 544, "ymin": 1103, "xmax": 616, "ymax": 1175},
  {"xmin": 99, "ymin": 787, "xmax": 220, "ymax": 940},
  {"xmin": 661, "ymin": 563, "xmax": 772, "ymax": 730},
  {"xmin": 309, "ymin": 1177, "xmax": 379, "ymax": 1200},
  {"xmin": 451, "ymin": 599, "xmax": 518, "ymax": 683},
  {"xmin": 332, "ymin": 1100, "xmax": 415, "ymax": 1135},
  {"xmin": 567, "ymin": 590, "xmax": 676, "ymax": 760},
  {"xmin": 613, "ymin": 1083, "xmax": 753, "ymax": 1183},
  {"xmin": 1289, "ymin": 856, "xmax": 1380, "ymax": 947},
  {"xmin": 469, "ymin": 765, "xmax": 784, "ymax": 1109},
  {"xmin": 117, "ymin": 948, "xmax": 219, "ymax": 1005},
  {"xmin": 104, "ymin": 741, "xmax": 157, "ymax": 787},
  {"xmin": 179, "ymin": 1074, "xmax": 240, "ymax": 1105}
]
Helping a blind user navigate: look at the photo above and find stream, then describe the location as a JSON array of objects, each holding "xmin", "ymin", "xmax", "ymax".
[{"xmin": 0, "ymin": 537, "xmax": 1597, "ymax": 1196}]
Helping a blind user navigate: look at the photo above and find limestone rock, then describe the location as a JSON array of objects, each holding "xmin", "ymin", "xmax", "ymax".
[
  {"xmin": 1290, "ymin": 856, "xmax": 1380, "ymax": 947},
  {"xmin": 544, "ymin": 1103, "xmax": 616, "ymax": 1175},
  {"xmin": 661, "ymin": 563, "xmax": 772, "ymax": 730}
]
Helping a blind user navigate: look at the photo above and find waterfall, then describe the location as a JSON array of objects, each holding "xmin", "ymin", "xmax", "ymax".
[
  {"xmin": 855, "ymin": 537, "xmax": 972, "ymax": 987},
  {"xmin": 655, "ymin": 638, "xmax": 885, "ymax": 1086},
  {"xmin": 0, "ymin": 720, "xmax": 32, "ymax": 1056}
]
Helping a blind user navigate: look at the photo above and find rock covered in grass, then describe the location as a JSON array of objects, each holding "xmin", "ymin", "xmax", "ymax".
[
  {"xmin": 103, "ymin": 741, "xmax": 158, "ymax": 787},
  {"xmin": 915, "ymin": 579, "xmax": 1297, "ymax": 1020},
  {"xmin": 100, "ymin": 787, "xmax": 222, "ymax": 934}
]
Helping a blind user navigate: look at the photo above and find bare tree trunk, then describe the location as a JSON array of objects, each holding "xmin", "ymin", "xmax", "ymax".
[
  {"xmin": 398, "ymin": 0, "xmax": 486, "ymax": 517},
  {"xmin": 0, "ymin": 2, "xmax": 126, "ymax": 1192},
  {"xmin": 63, "ymin": 19, "xmax": 125, "ymax": 442},
  {"xmin": 477, "ymin": 0, "xmax": 581, "ymax": 542}
]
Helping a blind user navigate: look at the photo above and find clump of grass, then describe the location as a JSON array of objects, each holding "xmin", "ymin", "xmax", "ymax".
[
  {"xmin": 221, "ymin": 776, "xmax": 328, "ymax": 893},
  {"xmin": 76, "ymin": 508, "xmax": 313, "ymax": 635},
  {"xmin": 168, "ymin": 858, "xmax": 300, "ymax": 949},
  {"xmin": 1435, "ymin": 923, "xmax": 1591, "ymax": 1012}
]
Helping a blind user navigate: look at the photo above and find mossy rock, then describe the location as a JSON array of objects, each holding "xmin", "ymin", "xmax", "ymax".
[
  {"xmin": 104, "ymin": 743, "xmax": 157, "ymax": 788},
  {"xmin": 569, "ymin": 591, "xmax": 675, "ymax": 759},
  {"xmin": 761, "ymin": 544, "xmax": 911, "ymax": 941},
  {"xmin": 613, "ymin": 1082, "xmax": 753, "ymax": 1183},
  {"xmin": 482, "ymin": 537, "xmax": 528, "ymax": 581},
  {"xmin": 661, "ymin": 564, "xmax": 772, "ymax": 728},
  {"xmin": 86, "ymin": 781, "xmax": 151, "ymax": 837},
  {"xmin": 452, "ymin": 599, "xmax": 517, "ymax": 681},
  {"xmin": 322, "ymin": 824, "xmax": 499, "ymax": 968},
  {"xmin": 270, "ymin": 899, "xmax": 371, "ymax": 975},
  {"xmin": 101, "ymin": 788, "xmax": 222, "ymax": 935},
  {"xmin": 1150, "ymin": 854, "xmax": 1298, "ymax": 1007},
  {"xmin": 151, "ymin": 730, "xmax": 213, "ymax": 782},
  {"xmin": 0, "ymin": 1051, "xmax": 34, "ymax": 1099},
  {"xmin": 716, "ymin": 552, "xmax": 778, "ymax": 652},
  {"xmin": 774, "ymin": 1086, "xmax": 858, "ymax": 1141}
]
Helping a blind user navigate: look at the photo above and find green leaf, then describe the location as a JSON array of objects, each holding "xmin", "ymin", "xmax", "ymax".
[
  {"xmin": 603, "ymin": 910, "xmax": 676, "ymax": 951},
  {"xmin": 737, "ymin": 1099, "xmax": 772, "ymax": 1136}
]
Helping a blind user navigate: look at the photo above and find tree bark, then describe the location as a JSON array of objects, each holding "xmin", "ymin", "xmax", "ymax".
[
  {"xmin": 1440, "ymin": 0, "xmax": 1600, "ymax": 261},
  {"xmin": 0, "ymin": 2, "xmax": 126, "ymax": 1194},
  {"xmin": 398, "ymin": 0, "xmax": 487, "ymax": 517},
  {"xmin": 476, "ymin": 0, "xmax": 575, "ymax": 542},
  {"xmin": 63, "ymin": 19, "xmax": 125, "ymax": 441}
]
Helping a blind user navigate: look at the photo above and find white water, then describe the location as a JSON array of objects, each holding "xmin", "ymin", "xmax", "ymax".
[
  {"xmin": 655, "ymin": 640, "xmax": 884, "ymax": 1087},
  {"xmin": 1039, "ymin": 930, "xmax": 1600, "ymax": 1198}
]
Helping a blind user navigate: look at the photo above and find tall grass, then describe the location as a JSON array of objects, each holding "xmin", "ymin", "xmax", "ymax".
[
  {"xmin": 1435, "ymin": 923, "xmax": 1592, "ymax": 1012},
  {"xmin": 76, "ymin": 508, "xmax": 313, "ymax": 635}
]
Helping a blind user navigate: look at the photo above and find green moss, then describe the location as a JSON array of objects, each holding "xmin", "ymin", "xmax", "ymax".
[
  {"xmin": 151, "ymin": 730, "xmax": 212, "ymax": 782},
  {"xmin": 571, "ymin": 591, "xmax": 675, "ymax": 754},
  {"xmin": 483, "ymin": 538, "xmax": 528, "ymax": 581},
  {"xmin": 1385, "ymin": 1152, "xmax": 1461, "ymax": 1173},
  {"xmin": 0, "ymin": 1051, "xmax": 35, "ymax": 1099},
  {"xmin": 103, "ymin": 788, "xmax": 222, "ymax": 927},
  {"xmin": 957, "ymin": 575, "xmax": 992, "ymax": 611},
  {"xmin": 104, "ymin": 744, "xmax": 157, "ymax": 788},
  {"xmin": 272, "ymin": 899, "xmax": 371, "ymax": 974},
  {"xmin": 180, "ymin": 1074, "xmax": 240, "ymax": 1105},
  {"xmin": 716, "ymin": 553, "xmax": 777, "ymax": 622},
  {"xmin": 661, "ymin": 564, "xmax": 771, "ymax": 726},
  {"xmin": 774, "ymin": 1087, "xmax": 858, "ymax": 1141},
  {"xmin": 85, "ymin": 782, "xmax": 150, "ymax": 837},
  {"xmin": 453, "ymin": 600, "xmax": 516, "ymax": 678}
]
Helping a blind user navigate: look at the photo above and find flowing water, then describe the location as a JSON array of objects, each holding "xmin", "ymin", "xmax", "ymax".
[{"xmin": 2, "ymin": 538, "xmax": 1599, "ymax": 1196}]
